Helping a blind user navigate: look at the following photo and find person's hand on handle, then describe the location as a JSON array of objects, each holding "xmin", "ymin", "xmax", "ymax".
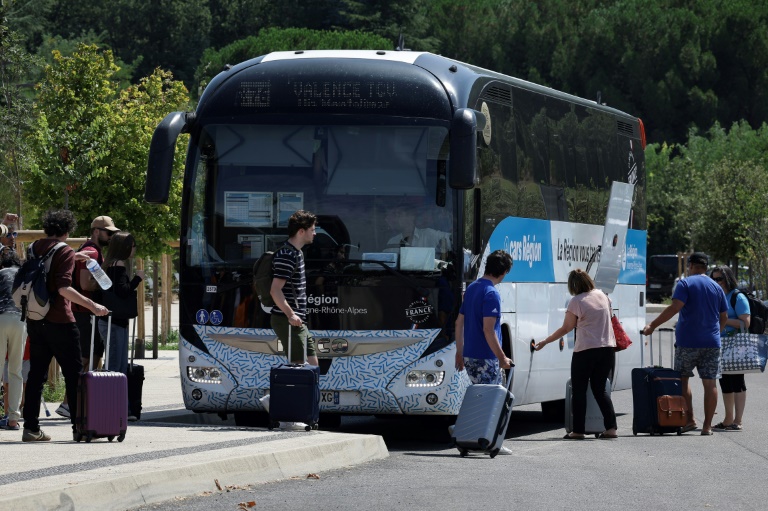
[
  {"xmin": 90, "ymin": 302, "xmax": 109, "ymax": 316},
  {"xmin": 534, "ymin": 339, "xmax": 549, "ymax": 351},
  {"xmin": 641, "ymin": 324, "xmax": 655, "ymax": 336},
  {"xmin": 499, "ymin": 356, "xmax": 513, "ymax": 369},
  {"xmin": 289, "ymin": 314, "xmax": 303, "ymax": 327}
]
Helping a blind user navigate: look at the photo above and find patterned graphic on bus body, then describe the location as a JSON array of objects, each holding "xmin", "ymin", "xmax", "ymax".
[{"xmin": 182, "ymin": 326, "xmax": 469, "ymax": 415}]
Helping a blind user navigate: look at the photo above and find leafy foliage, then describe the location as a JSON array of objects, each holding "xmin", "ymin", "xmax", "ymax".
[
  {"xmin": 27, "ymin": 43, "xmax": 189, "ymax": 255},
  {"xmin": 195, "ymin": 27, "xmax": 392, "ymax": 90}
]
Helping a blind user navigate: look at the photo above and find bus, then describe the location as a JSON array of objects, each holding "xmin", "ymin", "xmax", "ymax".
[{"xmin": 145, "ymin": 50, "xmax": 647, "ymax": 426}]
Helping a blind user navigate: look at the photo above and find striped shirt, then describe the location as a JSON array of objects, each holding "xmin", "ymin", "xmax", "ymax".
[{"xmin": 270, "ymin": 243, "xmax": 307, "ymax": 319}]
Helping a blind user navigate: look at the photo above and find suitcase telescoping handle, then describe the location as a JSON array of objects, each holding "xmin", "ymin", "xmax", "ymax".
[
  {"xmin": 285, "ymin": 322, "xmax": 308, "ymax": 364},
  {"xmin": 640, "ymin": 327, "xmax": 674, "ymax": 367},
  {"xmin": 504, "ymin": 364, "xmax": 515, "ymax": 393},
  {"xmin": 89, "ymin": 312, "xmax": 112, "ymax": 371}
]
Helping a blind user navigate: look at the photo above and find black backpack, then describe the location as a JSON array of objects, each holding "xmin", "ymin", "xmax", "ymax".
[
  {"xmin": 730, "ymin": 289, "xmax": 768, "ymax": 334},
  {"xmin": 11, "ymin": 241, "xmax": 68, "ymax": 321},
  {"xmin": 252, "ymin": 243, "xmax": 297, "ymax": 310}
]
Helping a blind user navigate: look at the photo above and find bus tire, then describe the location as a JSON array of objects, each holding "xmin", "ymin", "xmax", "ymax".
[{"xmin": 540, "ymin": 399, "xmax": 566, "ymax": 422}]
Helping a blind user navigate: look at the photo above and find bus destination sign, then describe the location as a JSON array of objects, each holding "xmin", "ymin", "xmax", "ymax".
[{"xmin": 237, "ymin": 80, "xmax": 397, "ymax": 110}]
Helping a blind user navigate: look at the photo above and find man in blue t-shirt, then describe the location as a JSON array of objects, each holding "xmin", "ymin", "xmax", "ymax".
[
  {"xmin": 455, "ymin": 250, "xmax": 514, "ymax": 385},
  {"xmin": 642, "ymin": 252, "xmax": 727, "ymax": 436}
]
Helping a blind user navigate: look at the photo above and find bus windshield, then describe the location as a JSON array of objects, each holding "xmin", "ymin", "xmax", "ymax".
[{"xmin": 186, "ymin": 122, "xmax": 454, "ymax": 275}]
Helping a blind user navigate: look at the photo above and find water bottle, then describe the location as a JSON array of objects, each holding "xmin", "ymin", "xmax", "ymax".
[{"xmin": 86, "ymin": 258, "xmax": 112, "ymax": 290}]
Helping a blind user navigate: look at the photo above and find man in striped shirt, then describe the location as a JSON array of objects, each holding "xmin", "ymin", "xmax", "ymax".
[{"xmin": 270, "ymin": 210, "xmax": 318, "ymax": 365}]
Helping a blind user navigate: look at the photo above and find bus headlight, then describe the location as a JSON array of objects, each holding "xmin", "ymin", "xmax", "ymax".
[
  {"xmin": 187, "ymin": 366, "xmax": 223, "ymax": 384},
  {"xmin": 405, "ymin": 370, "xmax": 444, "ymax": 387}
]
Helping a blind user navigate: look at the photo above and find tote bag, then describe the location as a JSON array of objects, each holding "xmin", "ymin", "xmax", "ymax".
[
  {"xmin": 611, "ymin": 315, "xmax": 632, "ymax": 352},
  {"xmin": 720, "ymin": 332, "xmax": 768, "ymax": 374}
]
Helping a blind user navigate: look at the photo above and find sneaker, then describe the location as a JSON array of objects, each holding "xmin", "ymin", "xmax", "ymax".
[
  {"xmin": 497, "ymin": 445, "xmax": 513, "ymax": 455},
  {"xmin": 55, "ymin": 403, "xmax": 70, "ymax": 418},
  {"xmin": 22, "ymin": 428, "xmax": 51, "ymax": 442},
  {"xmin": 280, "ymin": 421, "xmax": 309, "ymax": 431},
  {"xmin": 128, "ymin": 415, "xmax": 138, "ymax": 422}
]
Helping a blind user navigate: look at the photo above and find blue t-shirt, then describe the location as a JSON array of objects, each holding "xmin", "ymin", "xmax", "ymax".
[
  {"xmin": 723, "ymin": 289, "xmax": 750, "ymax": 335},
  {"xmin": 459, "ymin": 278, "xmax": 501, "ymax": 359},
  {"xmin": 672, "ymin": 274, "xmax": 727, "ymax": 348}
]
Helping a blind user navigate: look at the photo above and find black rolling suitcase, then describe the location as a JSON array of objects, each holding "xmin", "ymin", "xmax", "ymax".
[
  {"xmin": 126, "ymin": 318, "xmax": 144, "ymax": 420},
  {"xmin": 268, "ymin": 324, "xmax": 320, "ymax": 431},
  {"xmin": 632, "ymin": 328, "xmax": 687, "ymax": 436}
]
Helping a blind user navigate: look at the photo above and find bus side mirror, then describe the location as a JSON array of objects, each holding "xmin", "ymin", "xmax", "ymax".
[
  {"xmin": 145, "ymin": 111, "xmax": 187, "ymax": 204},
  {"xmin": 448, "ymin": 108, "xmax": 479, "ymax": 190}
]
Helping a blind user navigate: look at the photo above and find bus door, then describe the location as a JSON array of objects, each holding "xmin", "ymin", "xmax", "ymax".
[{"xmin": 593, "ymin": 181, "xmax": 634, "ymax": 386}]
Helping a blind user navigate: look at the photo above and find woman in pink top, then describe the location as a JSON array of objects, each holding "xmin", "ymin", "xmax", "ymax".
[{"xmin": 535, "ymin": 269, "xmax": 618, "ymax": 439}]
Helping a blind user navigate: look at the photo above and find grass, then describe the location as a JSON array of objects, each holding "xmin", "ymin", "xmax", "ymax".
[{"xmin": 43, "ymin": 379, "xmax": 66, "ymax": 403}]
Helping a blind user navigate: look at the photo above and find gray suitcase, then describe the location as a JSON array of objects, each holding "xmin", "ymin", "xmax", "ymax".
[
  {"xmin": 565, "ymin": 378, "xmax": 610, "ymax": 437},
  {"xmin": 451, "ymin": 367, "xmax": 515, "ymax": 458}
]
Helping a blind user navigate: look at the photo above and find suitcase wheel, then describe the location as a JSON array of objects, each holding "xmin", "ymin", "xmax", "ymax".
[
  {"xmin": 118, "ymin": 433, "xmax": 125, "ymax": 442},
  {"xmin": 676, "ymin": 428, "xmax": 682, "ymax": 436},
  {"xmin": 459, "ymin": 449, "xmax": 468, "ymax": 457},
  {"xmin": 489, "ymin": 448, "xmax": 500, "ymax": 458},
  {"xmin": 632, "ymin": 427, "xmax": 637, "ymax": 436},
  {"xmin": 85, "ymin": 433, "xmax": 93, "ymax": 443},
  {"xmin": 108, "ymin": 436, "xmax": 115, "ymax": 442},
  {"xmin": 304, "ymin": 424, "xmax": 312, "ymax": 432},
  {"xmin": 594, "ymin": 434, "xmax": 600, "ymax": 438},
  {"xmin": 74, "ymin": 433, "xmax": 83, "ymax": 442},
  {"xmin": 268, "ymin": 421, "xmax": 279, "ymax": 430}
]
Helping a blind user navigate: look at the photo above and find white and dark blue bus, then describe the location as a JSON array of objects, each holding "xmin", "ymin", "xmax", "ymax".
[{"xmin": 146, "ymin": 50, "xmax": 647, "ymax": 426}]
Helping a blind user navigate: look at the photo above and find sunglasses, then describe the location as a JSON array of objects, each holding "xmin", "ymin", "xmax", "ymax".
[
  {"xmin": 4, "ymin": 231, "xmax": 17, "ymax": 239},
  {"xmin": 96, "ymin": 228, "xmax": 116, "ymax": 236},
  {"xmin": 712, "ymin": 276, "xmax": 724, "ymax": 282}
]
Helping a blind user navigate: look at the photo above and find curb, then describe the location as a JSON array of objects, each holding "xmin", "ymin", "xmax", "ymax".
[{"xmin": 0, "ymin": 434, "xmax": 389, "ymax": 511}]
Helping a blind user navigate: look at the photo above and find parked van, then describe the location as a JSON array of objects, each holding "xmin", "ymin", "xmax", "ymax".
[{"xmin": 647, "ymin": 254, "xmax": 680, "ymax": 302}]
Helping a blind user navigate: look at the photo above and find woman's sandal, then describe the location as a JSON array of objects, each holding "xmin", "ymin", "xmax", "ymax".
[
  {"xmin": 597, "ymin": 432, "xmax": 618, "ymax": 439},
  {"xmin": 562, "ymin": 433, "xmax": 586, "ymax": 440},
  {"xmin": 681, "ymin": 423, "xmax": 698, "ymax": 433}
]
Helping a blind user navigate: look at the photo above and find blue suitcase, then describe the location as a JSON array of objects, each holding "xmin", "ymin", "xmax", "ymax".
[
  {"xmin": 268, "ymin": 324, "xmax": 320, "ymax": 431},
  {"xmin": 632, "ymin": 328, "xmax": 684, "ymax": 436}
]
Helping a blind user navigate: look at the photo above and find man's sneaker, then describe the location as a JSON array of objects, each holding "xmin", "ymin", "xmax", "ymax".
[
  {"xmin": 22, "ymin": 428, "xmax": 51, "ymax": 442},
  {"xmin": 497, "ymin": 445, "xmax": 513, "ymax": 455},
  {"xmin": 55, "ymin": 403, "xmax": 70, "ymax": 418},
  {"xmin": 280, "ymin": 422, "xmax": 309, "ymax": 431},
  {"xmin": 128, "ymin": 415, "xmax": 138, "ymax": 422}
]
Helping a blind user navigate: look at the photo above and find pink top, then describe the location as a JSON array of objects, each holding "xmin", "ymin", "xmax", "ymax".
[{"xmin": 566, "ymin": 289, "xmax": 616, "ymax": 352}]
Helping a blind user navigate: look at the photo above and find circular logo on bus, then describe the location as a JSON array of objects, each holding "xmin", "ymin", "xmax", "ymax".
[{"xmin": 405, "ymin": 300, "xmax": 433, "ymax": 324}]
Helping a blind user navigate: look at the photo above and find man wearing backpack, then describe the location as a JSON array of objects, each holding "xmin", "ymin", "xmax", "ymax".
[
  {"xmin": 270, "ymin": 210, "xmax": 318, "ymax": 367},
  {"xmin": 54, "ymin": 215, "xmax": 119, "ymax": 419},
  {"xmin": 21, "ymin": 210, "xmax": 109, "ymax": 442}
]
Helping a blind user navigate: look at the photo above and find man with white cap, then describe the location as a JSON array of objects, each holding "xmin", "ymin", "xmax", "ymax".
[{"xmin": 55, "ymin": 215, "xmax": 120, "ymax": 418}]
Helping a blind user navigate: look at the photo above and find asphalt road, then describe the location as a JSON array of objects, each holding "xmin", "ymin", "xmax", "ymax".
[{"xmin": 130, "ymin": 310, "xmax": 768, "ymax": 511}]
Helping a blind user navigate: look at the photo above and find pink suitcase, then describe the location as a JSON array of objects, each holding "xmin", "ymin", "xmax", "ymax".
[{"xmin": 75, "ymin": 314, "xmax": 128, "ymax": 442}]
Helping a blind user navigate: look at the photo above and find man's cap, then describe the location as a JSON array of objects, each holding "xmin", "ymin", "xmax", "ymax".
[
  {"xmin": 688, "ymin": 252, "xmax": 708, "ymax": 266},
  {"xmin": 91, "ymin": 215, "xmax": 120, "ymax": 232},
  {"xmin": 0, "ymin": 224, "xmax": 7, "ymax": 236}
]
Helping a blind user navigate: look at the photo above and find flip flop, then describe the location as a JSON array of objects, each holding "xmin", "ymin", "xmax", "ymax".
[
  {"xmin": 563, "ymin": 433, "xmax": 586, "ymax": 440},
  {"xmin": 701, "ymin": 430, "xmax": 714, "ymax": 436},
  {"xmin": 597, "ymin": 432, "xmax": 618, "ymax": 439},
  {"xmin": 681, "ymin": 423, "xmax": 698, "ymax": 433}
]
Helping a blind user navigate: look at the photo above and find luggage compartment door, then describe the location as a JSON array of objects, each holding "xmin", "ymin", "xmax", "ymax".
[{"xmin": 593, "ymin": 181, "xmax": 634, "ymax": 294}]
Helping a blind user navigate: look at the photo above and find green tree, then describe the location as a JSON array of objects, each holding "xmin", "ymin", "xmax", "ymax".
[
  {"xmin": 28, "ymin": 43, "xmax": 190, "ymax": 254},
  {"xmin": 0, "ymin": 14, "xmax": 41, "ymax": 226},
  {"xmin": 28, "ymin": 43, "xmax": 119, "ymax": 213},
  {"xmin": 195, "ymin": 27, "xmax": 392, "ymax": 94}
]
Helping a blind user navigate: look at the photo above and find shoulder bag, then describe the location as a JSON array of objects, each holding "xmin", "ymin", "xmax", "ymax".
[{"xmin": 721, "ymin": 332, "xmax": 768, "ymax": 374}]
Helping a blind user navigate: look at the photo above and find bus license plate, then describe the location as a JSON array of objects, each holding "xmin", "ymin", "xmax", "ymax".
[{"xmin": 320, "ymin": 391, "xmax": 361, "ymax": 406}]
